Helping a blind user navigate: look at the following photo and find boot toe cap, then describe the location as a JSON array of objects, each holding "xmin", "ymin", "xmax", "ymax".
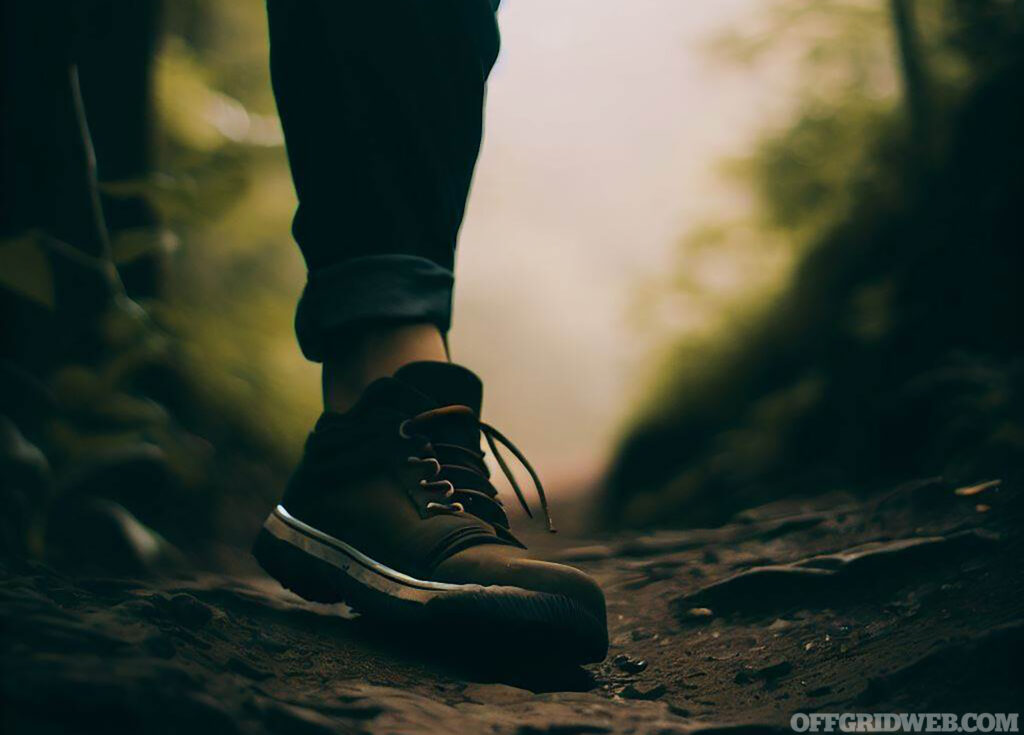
[{"xmin": 432, "ymin": 543, "xmax": 607, "ymax": 625}]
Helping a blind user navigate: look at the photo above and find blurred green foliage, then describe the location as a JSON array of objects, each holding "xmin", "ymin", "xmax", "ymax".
[
  {"xmin": 610, "ymin": 0, "xmax": 1024, "ymax": 527},
  {"xmin": 152, "ymin": 1, "xmax": 318, "ymax": 462},
  {"xmin": 0, "ymin": 1, "xmax": 319, "ymax": 558}
]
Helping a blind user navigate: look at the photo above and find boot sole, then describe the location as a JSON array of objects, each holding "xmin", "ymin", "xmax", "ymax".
[{"xmin": 252, "ymin": 505, "xmax": 608, "ymax": 664}]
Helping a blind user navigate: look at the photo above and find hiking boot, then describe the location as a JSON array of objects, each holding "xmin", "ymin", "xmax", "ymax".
[{"xmin": 252, "ymin": 361, "xmax": 608, "ymax": 663}]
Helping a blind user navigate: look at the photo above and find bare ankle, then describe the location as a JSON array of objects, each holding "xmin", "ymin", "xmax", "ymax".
[{"xmin": 322, "ymin": 323, "xmax": 448, "ymax": 412}]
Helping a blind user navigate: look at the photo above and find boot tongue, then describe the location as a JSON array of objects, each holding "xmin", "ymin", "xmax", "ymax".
[
  {"xmin": 393, "ymin": 362, "xmax": 507, "ymax": 527},
  {"xmin": 392, "ymin": 362, "xmax": 483, "ymax": 415},
  {"xmin": 392, "ymin": 362, "xmax": 487, "ymax": 478}
]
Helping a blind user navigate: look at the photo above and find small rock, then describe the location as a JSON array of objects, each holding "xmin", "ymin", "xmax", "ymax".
[
  {"xmin": 620, "ymin": 683, "xmax": 666, "ymax": 701},
  {"xmin": 735, "ymin": 659, "xmax": 792, "ymax": 685},
  {"xmin": 630, "ymin": 628, "xmax": 656, "ymax": 641},
  {"xmin": 954, "ymin": 479, "xmax": 1001, "ymax": 497},
  {"xmin": 612, "ymin": 654, "xmax": 648, "ymax": 673},
  {"xmin": 684, "ymin": 607, "xmax": 714, "ymax": 621}
]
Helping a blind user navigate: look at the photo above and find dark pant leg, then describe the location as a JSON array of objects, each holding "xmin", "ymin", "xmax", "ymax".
[{"xmin": 266, "ymin": 0, "xmax": 501, "ymax": 362}]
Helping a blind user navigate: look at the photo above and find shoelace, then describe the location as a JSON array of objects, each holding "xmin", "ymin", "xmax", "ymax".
[{"xmin": 399, "ymin": 406, "xmax": 556, "ymax": 533}]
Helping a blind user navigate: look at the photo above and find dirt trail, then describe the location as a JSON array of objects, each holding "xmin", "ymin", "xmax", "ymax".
[{"xmin": 2, "ymin": 477, "xmax": 1021, "ymax": 734}]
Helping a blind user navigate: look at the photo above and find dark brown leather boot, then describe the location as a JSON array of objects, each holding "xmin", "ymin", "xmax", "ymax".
[{"xmin": 253, "ymin": 362, "xmax": 608, "ymax": 663}]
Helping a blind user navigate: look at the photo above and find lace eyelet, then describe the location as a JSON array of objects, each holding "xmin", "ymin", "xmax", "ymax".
[
  {"xmin": 426, "ymin": 501, "xmax": 464, "ymax": 513},
  {"xmin": 406, "ymin": 456, "xmax": 440, "ymax": 476},
  {"xmin": 419, "ymin": 478, "xmax": 455, "ymax": 495}
]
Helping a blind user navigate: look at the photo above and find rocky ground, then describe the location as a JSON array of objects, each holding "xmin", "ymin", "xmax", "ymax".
[{"xmin": 1, "ymin": 476, "xmax": 1021, "ymax": 734}]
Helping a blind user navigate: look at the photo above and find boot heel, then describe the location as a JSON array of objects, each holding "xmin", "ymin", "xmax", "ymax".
[{"xmin": 252, "ymin": 526, "xmax": 347, "ymax": 605}]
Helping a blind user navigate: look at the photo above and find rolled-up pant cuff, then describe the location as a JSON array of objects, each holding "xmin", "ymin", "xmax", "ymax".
[{"xmin": 295, "ymin": 255, "xmax": 453, "ymax": 362}]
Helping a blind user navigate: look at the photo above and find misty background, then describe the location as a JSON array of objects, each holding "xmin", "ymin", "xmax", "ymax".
[
  {"xmin": 3, "ymin": 0, "xmax": 1021, "ymax": 560},
  {"xmin": 163, "ymin": 0, "xmax": 807, "ymax": 492}
]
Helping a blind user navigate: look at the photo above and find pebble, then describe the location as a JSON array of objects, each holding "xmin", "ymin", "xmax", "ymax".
[
  {"xmin": 735, "ymin": 659, "xmax": 792, "ymax": 684},
  {"xmin": 953, "ymin": 479, "xmax": 1001, "ymax": 497},
  {"xmin": 612, "ymin": 654, "xmax": 648, "ymax": 674}
]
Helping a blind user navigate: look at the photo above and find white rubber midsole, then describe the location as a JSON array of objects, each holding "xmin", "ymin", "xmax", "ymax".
[{"xmin": 263, "ymin": 504, "xmax": 484, "ymax": 604}]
